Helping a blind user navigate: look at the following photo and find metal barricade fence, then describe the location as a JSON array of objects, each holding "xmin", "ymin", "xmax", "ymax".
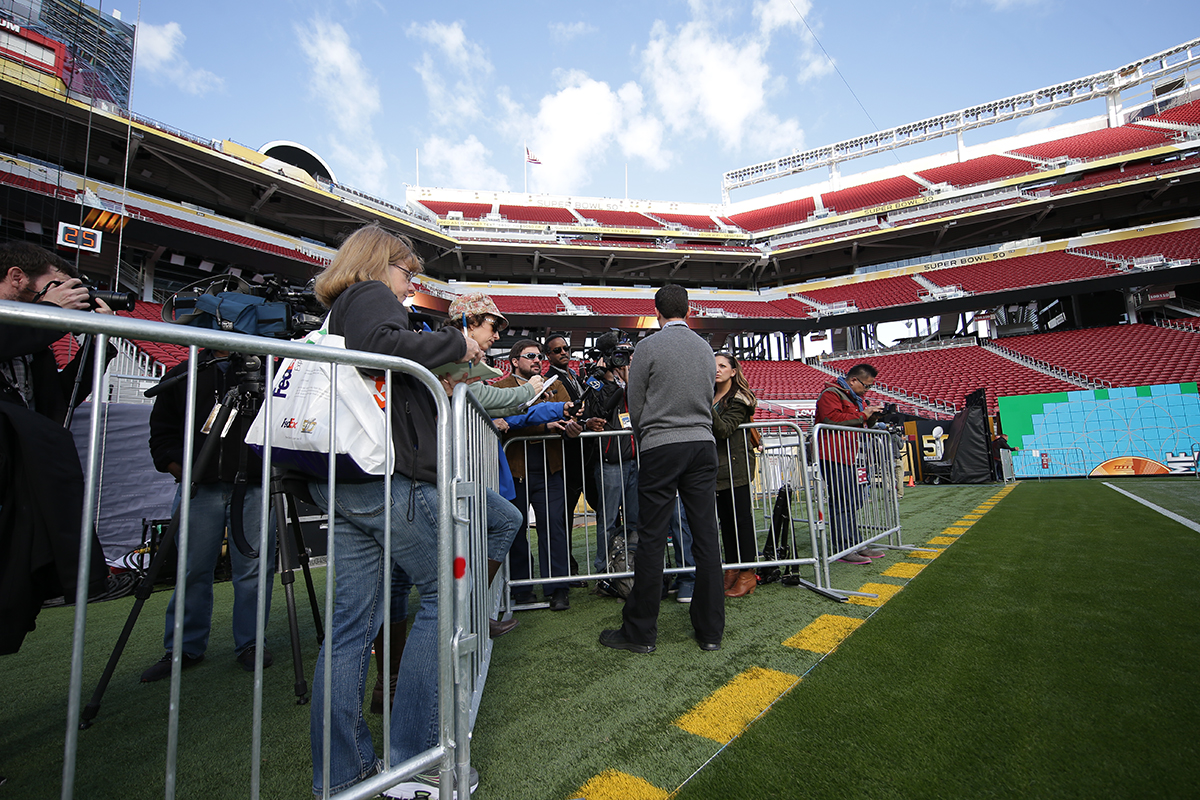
[
  {"xmin": 811, "ymin": 423, "xmax": 911, "ymax": 599},
  {"xmin": 0, "ymin": 299, "xmax": 476, "ymax": 799},
  {"xmin": 500, "ymin": 420, "xmax": 833, "ymax": 599}
]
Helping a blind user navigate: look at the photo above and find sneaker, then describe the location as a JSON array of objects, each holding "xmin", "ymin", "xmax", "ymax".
[
  {"xmin": 140, "ymin": 651, "xmax": 203, "ymax": 683},
  {"xmin": 383, "ymin": 766, "xmax": 479, "ymax": 799},
  {"xmin": 676, "ymin": 582, "xmax": 694, "ymax": 604},
  {"xmin": 235, "ymin": 645, "xmax": 274, "ymax": 672},
  {"xmin": 859, "ymin": 547, "xmax": 886, "ymax": 559},
  {"xmin": 599, "ymin": 628, "xmax": 655, "ymax": 654},
  {"xmin": 837, "ymin": 552, "xmax": 872, "ymax": 565}
]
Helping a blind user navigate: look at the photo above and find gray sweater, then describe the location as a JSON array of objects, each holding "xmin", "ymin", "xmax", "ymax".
[{"xmin": 626, "ymin": 320, "xmax": 716, "ymax": 453}]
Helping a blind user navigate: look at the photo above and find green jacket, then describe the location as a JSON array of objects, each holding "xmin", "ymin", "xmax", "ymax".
[
  {"xmin": 712, "ymin": 392, "xmax": 756, "ymax": 491},
  {"xmin": 466, "ymin": 380, "xmax": 538, "ymax": 417}
]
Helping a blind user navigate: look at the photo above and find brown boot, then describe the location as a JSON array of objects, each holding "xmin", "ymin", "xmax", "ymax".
[
  {"xmin": 725, "ymin": 569, "xmax": 757, "ymax": 598},
  {"xmin": 723, "ymin": 570, "xmax": 738, "ymax": 592},
  {"xmin": 369, "ymin": 621, "xmax": 407, "ymax": 715},
  {"xmin": 488, "ymin": 559, "xmax": 519, "ymax": 638}
]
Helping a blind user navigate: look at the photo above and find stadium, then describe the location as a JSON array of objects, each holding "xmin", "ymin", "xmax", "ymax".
[{"xmin": 1, "ymin": 3, "xmax": 1197, "ymax": 799}]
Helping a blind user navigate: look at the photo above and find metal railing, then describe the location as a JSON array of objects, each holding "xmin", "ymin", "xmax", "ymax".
[{"xmin": 0, "ymin": 299, "xmax": 476, "ymax": 799}]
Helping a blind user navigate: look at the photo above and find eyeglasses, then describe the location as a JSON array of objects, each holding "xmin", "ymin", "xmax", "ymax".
[
  {"xmin": 391, "ymin": 263, "xmax": 417, "ymax": 283},
  {"xmin": 549, "ymin": 346, "xmax": 570, "ymax": 355},
  {"xmin": 519, "ymin": 353, "xmax": 545, "ymax": 361}
]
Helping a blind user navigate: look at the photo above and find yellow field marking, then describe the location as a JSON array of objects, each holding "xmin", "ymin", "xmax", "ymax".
[
  {"xmin": 574, "ymin": 770, "xmax": 668, "ymax": 800},
  {"xmin": 674, "ymin": 667, "xmax": 798, "ymax": 744},
  {"xmin": 953, "ymin": 519, "xmax": 976, "ymax": 527},
  {"xmin": 848, "ymin": 583, "xmax": 903, "ymax": 607},
  {"xmin": 883, "ymin": 561, "xmax": 925, "ymax": 578},
  {"xmin": 783, "ymin": 614, "xmax": 864, "ymax": 653},
  {"xmin": 963, "ymin": 514, "xmax": 983, "ymax": 520},
  {"xmin": 910, "ymin": 548, "xmax": 941, "ymax": 559},
  {"xmin": 942, "ymin": 527, "xmax": 969, "ymax": 536},
  {"xmin": 928, "ymin": 536, "xmax": 958, "ymax": 546}
]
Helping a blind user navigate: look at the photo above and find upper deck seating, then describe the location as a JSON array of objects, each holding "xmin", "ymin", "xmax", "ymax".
[
  {"xmin": 922, "ymin": 251, "xmax": 1120, "ymax": 294},
  {"xmin": 690, "ymin": 300, "xmax": 783, "ymax": 318},
  {"xmin": 489, "ymin": 296, "xmax": 562, "ymax": 315},
  {"xmin": 0, "ymin": 170, "xmax": 79, "ymax": 200},
  {"xmin": 128, "ymin": 207, "xmax": 328, "ymax": 265},
  {"xmin": 915, "ymin": 155, "xmax": 1038, "ymax": 187},
  {"xmin": 650, "ymin": 212, "xmax": 721, "ymax": 231},
  {"xmin": 769, "ymin": 297, "xmax": 818, "ymax": 318},
  {"xmin": 1070, "ymin": 228, "xmax": 1200, "ymax": 263},
  {"xmin": 574, "ymin": 209, "xmax": 663, "ymax": 228},
  {"xmin": 727, "ymin": 198, "xmax": 817, "ymax": 233},
  {"xmin": 498, "ymin": 205, "xmax": 578, "ymax": 224},
  {"xmin": 568, "ymin": 297, "xmax": 659, "ymax": 316},
  {"xmin": 825, "ymin": 346, "xmax": 1079, "ymax": 414},
  {"xmin": 1011, "ymin": 125, "xmax": 1173, "ymax": 162},
  {"xmin": 419, "ymin": 201, "xmax": 493, "ymax": 219},
  {"xmin": 795, "ymin": 274, "xmax": 926, "ymax": 311},
  {"xmin": 1144, "ymin": 98, "xmax": 1200, "ymax": 127},
  {"xmin": 820, "ymin": 176, "xmax": 923, "ymax": 215},
  {"xmin": 997, "ymin": 324, "xmax": 1200, "ymax": 388}
]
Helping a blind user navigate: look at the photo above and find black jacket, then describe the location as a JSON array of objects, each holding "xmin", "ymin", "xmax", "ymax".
[
  {"xmin": 148, "ymin": 350, "xmax": 265, "ymax": 484},
  {"xmin": 0, "ymin": 314, "xmax": 115, "ymax": 425},
  {"xmin": 326, "ymin": 281, "xmax": 466, "ymax": 484},
  {"xmin": 596, "ymin": 379, "xmax": 634, "ymax": 465}
]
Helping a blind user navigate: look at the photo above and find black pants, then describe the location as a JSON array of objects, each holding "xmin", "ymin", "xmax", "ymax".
[
  {"xmin": 620, "ymin": 440, "xmax": 724, "ymax": 646},
  {"xmin": 716, "ymin": 483, "xmax": 757, "ymax": 566}
]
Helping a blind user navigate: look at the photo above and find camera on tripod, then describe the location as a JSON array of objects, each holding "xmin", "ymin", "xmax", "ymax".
[{"xmin": 162, "ymin": 274, "xmax": 325, "ymax": 339}]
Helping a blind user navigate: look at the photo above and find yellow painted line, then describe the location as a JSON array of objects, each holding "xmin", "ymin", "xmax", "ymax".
[
  {"xmin": 963, "ymin": 514, "xmax": 983, "ymax": 519},
  {"xmin": 953, "ymin": 519, "xmax": 976, "ymax": 527},
  {"xmin": 575, "ymin": 770, "xmax": 668, "ymax": 800},
  {"xmin": 783, "ymin": 614, "xmax": 864, "ymax": 653},
  {"xmin": 910, "ymin": 548, "xmax": 941, "ymax": 559},
  {"xmin": 848, "ymin": 582, "xmax": 903, "ymax": 607},
  {"xmin": 928, "ymin": 536, "xmax": 958, "ymax": 546},
  {"xmin": 943, "ymin": 526, "xmax": 970, "ymax": 535},
  {"xmin": 883, "ymin": 561, "xmax": 925, "ymax": 578},
  {"xmin": 674, "ymin": 667, "xmax": 798, "ymax": 744}
]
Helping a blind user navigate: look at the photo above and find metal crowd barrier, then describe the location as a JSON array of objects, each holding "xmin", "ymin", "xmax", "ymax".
[
  {"xmin": 811, "ymin": 423, "xmax": 915, "ymax": 599},
  {"xmin": 499, "ymin": 420, "xmax": 835, "ymax": 600},
  {"xmin": 0, "ymin": 300, "xmax": 478, "ymax": 799}
]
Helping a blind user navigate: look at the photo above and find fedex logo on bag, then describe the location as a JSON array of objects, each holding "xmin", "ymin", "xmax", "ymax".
[
  {"xmin": 371, "ymin": 376, "xmax": 387, "ymax": 410},
  {"xmin": 273, "ymin": 362, "xmax": 295, "ymax": 398},
  {"xmin": 280, "ymin": 417, "xmax": 318, "ymax": 434}
]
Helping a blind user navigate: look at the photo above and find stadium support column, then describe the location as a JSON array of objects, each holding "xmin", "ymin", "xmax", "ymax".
[
  {"xmin": 957, "ymin": 133, "xmax": 966, "ymax": 162},
  {"xmin": 1107, "ymin": 93, "xmax": 1121, "ymax": 128},
  {"xmin": 829, "ymin": 161, "xmax": 841, "ymax": 191},
  {"xmin": 1124, "ymin": 289, "xmax": 1139, "ymax": 324}
]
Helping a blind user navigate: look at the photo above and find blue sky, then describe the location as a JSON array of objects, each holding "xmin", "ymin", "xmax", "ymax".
[{"xmin": 128, "ymin": 1, "xmax": 1198, "ymax": 207}]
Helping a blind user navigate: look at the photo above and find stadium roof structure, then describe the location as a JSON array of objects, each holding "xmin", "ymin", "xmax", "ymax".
[{"xmin": 1, "ymin": 21, "xmax": 1198, "ymax": 349}]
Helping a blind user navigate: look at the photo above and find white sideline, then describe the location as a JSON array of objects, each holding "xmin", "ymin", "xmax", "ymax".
[{"xmin": 1102, "ymin": 482, "xmax": 1200, "ymax": 533}]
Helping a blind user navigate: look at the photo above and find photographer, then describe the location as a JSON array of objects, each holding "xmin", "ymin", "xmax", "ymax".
[
  {"xmin": 1, "ymin": 241, "xmax": 115, "ymax": 655},
  {"xmin": 587, "ymin": 333, "xmax": 638, "ymax": 575},
  {"xmin": 815, "ymin": 363, "xmax": 885, "ymax": 564},
  {"xmin": 141, "ymin": 350, "xmax": 276, "ymax": 681}
]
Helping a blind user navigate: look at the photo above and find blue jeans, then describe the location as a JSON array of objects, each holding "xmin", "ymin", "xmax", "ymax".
[
  {"xmin": 163, "ymin": 482, "xmax": 275, "ymax": 657},
  {"xmin": 308, "ymin": 476, "xmax": 441, "ymax": 795},
  {"xmin": 668, "ymin": 500, "xmax": 695, "ymax": 591},
  {"xmin": 508, "ymin": 467, "xmax": 570, "ymax": 595},
  {"xmin": 822, "ymin": 461, "xmax": 864, "ymax": 554},
  {"xmin": 593, "ymin": 459, "xmax": 639, "ymax": 573}
]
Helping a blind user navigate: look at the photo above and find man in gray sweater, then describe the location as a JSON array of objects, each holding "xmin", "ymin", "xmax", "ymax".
[{"xmin": 599, "ymin": 284, "xmax": 724, "ymax": 653}]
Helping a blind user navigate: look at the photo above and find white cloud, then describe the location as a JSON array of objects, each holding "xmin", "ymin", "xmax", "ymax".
[
  {"xmin": 516, "ymin": 71, "xmax": 671, "ymax": 196},
  {"xmin": 421, "ymin": 135, "xmax": 511, "ymax": 191},
  {"xmin": 407, "ymin": 21, "xmax": 493, "ymax": 126},
  {"xmin": 135, "ymin": 22, "xmax": 223, "ymax": 95},
  {"xmin": 1016, "ymin": 108, "xmax": 1063, "ymax": 133},
  {"xmin": 296, "ymin": 20, "xmax": 388, "ymax": 194},
  {"xmin": 549, "ymin": 21, "xmax": 596, "ymax": 43}
]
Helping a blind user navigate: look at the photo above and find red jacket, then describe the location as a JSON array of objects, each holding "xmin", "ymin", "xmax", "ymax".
[{"xmin": 815, "ymin": 381, "xmax": 870, "ymax": 464}]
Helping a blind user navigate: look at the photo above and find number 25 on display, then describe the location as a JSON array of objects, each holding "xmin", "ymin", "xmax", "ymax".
[{"xmin": 56, "ymin": 222, "xmax": 103, "ymax": 253}]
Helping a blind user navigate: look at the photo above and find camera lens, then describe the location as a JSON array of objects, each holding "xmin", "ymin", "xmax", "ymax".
[{"xmin": 89, "ymin": 289, "xmax": 137, "ymax": 312}]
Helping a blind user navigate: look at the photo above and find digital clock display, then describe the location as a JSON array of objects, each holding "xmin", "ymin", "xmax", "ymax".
[{"xmin": 57, "ymin": 222, "xmax": 103, "ymax": 253}]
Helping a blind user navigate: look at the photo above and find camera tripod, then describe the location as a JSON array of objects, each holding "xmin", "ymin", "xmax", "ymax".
[{"xmin": 80, "ymin": 353, "xmax": 324, "ymax": 729}]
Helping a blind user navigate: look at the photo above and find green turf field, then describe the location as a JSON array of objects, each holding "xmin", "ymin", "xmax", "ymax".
[{"xmin": 1, "ymin": 479, "xmax": 1195, "ymax": 799}]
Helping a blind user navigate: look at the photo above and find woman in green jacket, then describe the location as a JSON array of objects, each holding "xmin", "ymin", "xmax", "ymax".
[{"xmin": 712, "ymin": 351, "xmax": 759, "ymax": 598}]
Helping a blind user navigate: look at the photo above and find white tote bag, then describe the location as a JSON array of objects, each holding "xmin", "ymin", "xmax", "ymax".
[{"xmin": 245, "ymin": 324, "xmax": 394, "ymax": 478}]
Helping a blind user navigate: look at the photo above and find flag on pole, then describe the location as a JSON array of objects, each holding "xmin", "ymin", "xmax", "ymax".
[{"xmin": 525, "ymin": 147, "xmax": 542, "ymax": 165}]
